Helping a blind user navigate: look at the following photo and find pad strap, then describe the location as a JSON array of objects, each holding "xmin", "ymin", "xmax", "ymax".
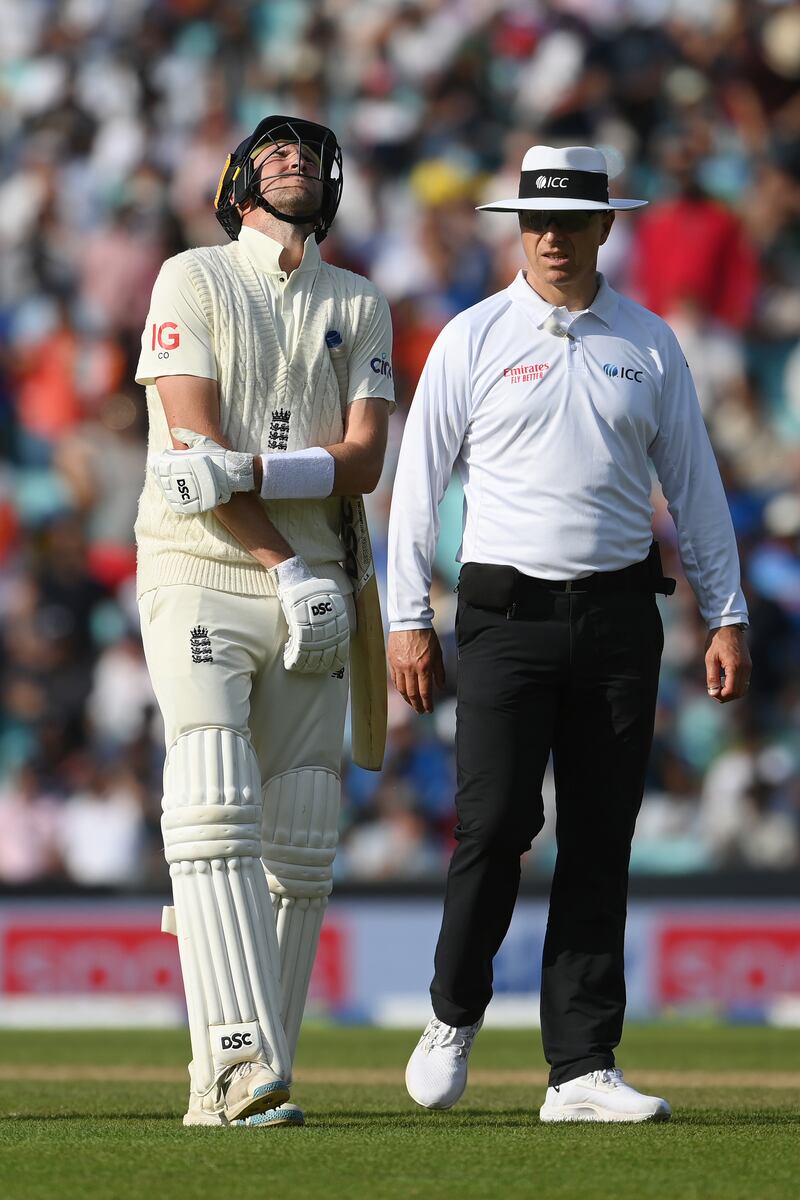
[{"xmin": 162, "ymin": 805, "xmax": 262, "ymax": 862}]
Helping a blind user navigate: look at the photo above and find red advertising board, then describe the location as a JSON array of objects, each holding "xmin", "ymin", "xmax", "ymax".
[
  {"xmin": 1, "ymin": 918, "xmax": 349, "ymax": 1007},
  {"xmin": 309, "ymin": 925, "xmax": 348, "ymax": 1006},
  {"xmin": 2, "ymin": 925, "xmax": 183, "ymax": 995},
  {"xmin": 657, "ymin": 922, "xmax": 800, "ymax": 1006}
]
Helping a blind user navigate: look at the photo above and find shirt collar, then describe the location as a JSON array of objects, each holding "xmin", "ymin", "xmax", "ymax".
[
  {"xmin": 509, "ymin": 270, "xmax": 619, "ymax": 329},
  {"xmin": 237, "ymin": 225, "xmax": 321, "ymax": 276}
]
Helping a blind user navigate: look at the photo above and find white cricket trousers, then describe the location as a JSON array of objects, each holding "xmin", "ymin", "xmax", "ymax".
[{"xmin": 138, "ymin": 583, "xmax": 353, "ymax": 777}]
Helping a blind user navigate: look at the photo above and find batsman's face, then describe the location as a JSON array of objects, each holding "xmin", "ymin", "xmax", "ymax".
[{"xmin": 251, "ymin": 141, "xmax": 323, "ymax": 217}]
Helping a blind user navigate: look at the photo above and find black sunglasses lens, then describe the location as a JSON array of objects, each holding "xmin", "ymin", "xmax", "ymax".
[{"xmin": 524, "ymin": 211, "xmax": 594, "ymax": 232}]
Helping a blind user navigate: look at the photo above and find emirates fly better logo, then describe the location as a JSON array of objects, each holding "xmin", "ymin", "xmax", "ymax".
[{"xmin": 504, "ymin": 362, "xmax": 551, "ymax": 384}]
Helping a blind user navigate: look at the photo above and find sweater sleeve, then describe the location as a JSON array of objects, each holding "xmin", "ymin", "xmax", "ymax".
[
  {"xmin": 135, "ymin": 255, "xmax": 217, "ymax": 386},
  {"xmin": 347, "ymin": 287, "xmax": 396, "ymax": 411}
]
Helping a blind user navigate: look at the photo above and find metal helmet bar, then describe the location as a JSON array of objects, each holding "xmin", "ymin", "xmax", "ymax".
[{"xmin": 214, "ymin": 115, "xmax": 343, "ymax": 243}]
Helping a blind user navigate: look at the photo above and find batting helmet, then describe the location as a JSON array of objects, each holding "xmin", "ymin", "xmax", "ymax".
[{"xmin": 214, "ymin": 115, "xmax": 343, "ymax": 243}]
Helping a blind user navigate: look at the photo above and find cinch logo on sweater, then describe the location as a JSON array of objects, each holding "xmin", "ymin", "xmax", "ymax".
[
  {"xmin": 370, "ymin": 354, "xmax": 393, "ymax": 379},
  {"xmin": 503, "ymin": 362, "xmax": 551, "ymax": 383}
]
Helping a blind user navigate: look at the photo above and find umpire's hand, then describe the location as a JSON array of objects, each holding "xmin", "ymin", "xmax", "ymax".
[
  {"xmin": 705, "ymin": 625, "xmax": 752, "ymax": 703},
  {"xmin": 388, "ymin": 628, "xmax": 446, "ymax": 715}
]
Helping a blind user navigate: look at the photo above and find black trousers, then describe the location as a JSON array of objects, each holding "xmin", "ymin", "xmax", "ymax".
[{"xmin": 431, "ymin": 584, "xmax": 663, "ymax": 1086}]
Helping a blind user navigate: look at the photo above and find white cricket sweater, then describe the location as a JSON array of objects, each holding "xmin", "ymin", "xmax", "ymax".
[{"xmin": 135, "ymin": 237, "xmax": 390, "ymax": 598}]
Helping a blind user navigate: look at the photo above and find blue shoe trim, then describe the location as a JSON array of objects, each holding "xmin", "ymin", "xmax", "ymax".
[
  {"xmin": 247, "ymin": 1107, "xmax": 305, "ymax": 1127},
  {"xmin": 232, "ymin": 1105, "xmax": 305, "ymax": 1127},
  {"xmin": 252, "ymin": 1081, "xmax": 288, "ymax": 1099}
]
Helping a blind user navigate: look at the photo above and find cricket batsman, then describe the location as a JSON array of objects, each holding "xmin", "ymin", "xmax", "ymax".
[{"xmin": 135, "ymin": 115, "xmax": 394, "ymax": 1127}]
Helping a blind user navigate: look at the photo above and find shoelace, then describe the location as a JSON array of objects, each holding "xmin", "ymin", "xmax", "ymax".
[
  {"xmin": 231, "ymin": 1061, "xmax": 257, "ymax": 1081},
  {"xmin": 215, "ymin": 1060, "xmax": 261, "ymax": 1096},
  {"xmin": 590, "ymin": 1068, "xmax": 624, "ymax": 1088},
  {"xmin": 199, "ymin": 1059, "xmax": 258, "ymax": 1102},
  {"xmin": 422, "ymin": 1018, "xmax": 481, "ymax": 1057}
]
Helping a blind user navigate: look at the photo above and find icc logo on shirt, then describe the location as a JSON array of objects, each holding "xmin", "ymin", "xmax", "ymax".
[
  {"xmin": 604, "ymin": 362, "xmax": 644, "ymax": 383},
  {"xmin": 151, "ymin": 322, "xmax": 181, "ymax": 359}
]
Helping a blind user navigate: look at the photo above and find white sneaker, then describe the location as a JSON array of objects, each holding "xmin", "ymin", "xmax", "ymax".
[
  {"xmin": 539, "ymin": 1068, "xmax": 671, "ymax": 1123},
  {"xmin": 405, "ymin": 1016, "xmax": 483, "ymax": 1109}
]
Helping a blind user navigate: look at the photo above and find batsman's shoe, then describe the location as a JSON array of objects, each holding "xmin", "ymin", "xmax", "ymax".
[
  {"xmin": 405, "ymin": 1016, "xmax": 483, "ymax": 1109},
  {"xmin": 221, "ymin": 1061, "xmax": 291, "ymax": 1123},
  {"xmin": 539, "ymin": 1068, "xmax": 671, "ymax": 1123},
  {"xmin": 233, "ymin": 1102, "xmax": 305, "ymax": 1128}
]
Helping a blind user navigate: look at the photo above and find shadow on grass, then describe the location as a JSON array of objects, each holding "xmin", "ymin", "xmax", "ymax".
[
  {"xmin": 4, "ymin": 1109, "xmax": 799, "ymax": 1131},
  {"xmin": 0, "ymin": 1112, "xmax": 180, "ymax": 1122},
  {"xmin": 671, "ymin": 1113, "xmax": 800, "ymax": 1127},
  {"xmin": 305, "ymin": 1109, "xmax": 538, "ymax": 1129},
  {"xmin": 303, "ymin": 1108, "xmax": 800, "ymax": 1131}
]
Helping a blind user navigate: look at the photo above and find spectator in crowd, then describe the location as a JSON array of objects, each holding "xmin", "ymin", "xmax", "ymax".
[
  {"xmin": 0, "ymin": 762, "xmax": 62, "ymax": 885},
  {"xmin": 57, "ymin": 755, "xmax": 147, "ymax": 888}
]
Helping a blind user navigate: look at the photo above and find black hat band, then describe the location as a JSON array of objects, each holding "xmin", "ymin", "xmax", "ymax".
[{"xmin": 518, "ymin": 169, "xmax": 609, "ymax": 203}]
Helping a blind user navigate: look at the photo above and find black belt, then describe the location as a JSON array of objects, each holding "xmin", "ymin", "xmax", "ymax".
[{"xmin": 458, "ymin": 544, "xmax": 676, "ymax": 618}]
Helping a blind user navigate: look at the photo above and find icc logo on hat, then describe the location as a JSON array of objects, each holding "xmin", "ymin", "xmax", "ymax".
[{"xmin": 476, "ymin": 146, "xmax": 647, "ymax": 214}]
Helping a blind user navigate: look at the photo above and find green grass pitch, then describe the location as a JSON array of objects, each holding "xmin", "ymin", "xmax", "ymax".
[{"xmin": 1, "ymin": 1024, "xmax": 799, "ymax": 1200}]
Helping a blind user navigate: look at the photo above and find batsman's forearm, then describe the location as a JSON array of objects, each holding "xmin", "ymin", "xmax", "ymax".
[
  {"xmin": 212, "ymin": 492, "xmax": 294, "ymax": 570},
  {"xmin": 252, "ymin": 399, "xmax": 388, "ymax": 498},
  {"xmin": 326, "ymin": 440, "xmax": 384, "ymax": 495}
]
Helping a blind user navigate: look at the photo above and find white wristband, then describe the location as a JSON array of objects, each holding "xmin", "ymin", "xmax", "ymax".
[{"xmin": 259, "ymin": 447, "xmax": 335, "ymax": 500}]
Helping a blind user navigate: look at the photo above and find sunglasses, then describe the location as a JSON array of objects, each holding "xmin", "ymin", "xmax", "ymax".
[{"xmin": 520, "ymin": 210, "xmax": 599, "ymax": 233}]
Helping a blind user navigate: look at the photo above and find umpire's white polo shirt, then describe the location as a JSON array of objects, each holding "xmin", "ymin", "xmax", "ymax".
[{"xmin": 388, "ymin": 271, "xmax": 748, "ymax": 631}]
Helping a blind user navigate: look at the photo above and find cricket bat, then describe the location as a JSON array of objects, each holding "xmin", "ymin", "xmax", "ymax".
[{"xmin": 327, "ymin": 331, "xmax": 388, "ymax": 771}]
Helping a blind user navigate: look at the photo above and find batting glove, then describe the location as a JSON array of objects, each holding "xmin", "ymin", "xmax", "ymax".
[
  {"xmin": 276, "ymin": 556, "xmax": 350, "ymax": 675},
  {"xmin": 152, "ymin": 427, "xmax": 255, "ymax": 514}
]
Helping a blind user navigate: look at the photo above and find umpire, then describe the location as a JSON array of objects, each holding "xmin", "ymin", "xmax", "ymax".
[{"xmin": 387, "ymin": 146, "xmax": 751, "ymax": 1122}]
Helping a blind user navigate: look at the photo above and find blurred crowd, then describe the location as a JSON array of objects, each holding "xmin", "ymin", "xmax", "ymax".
[{"xmin": 1, "ymin": 0, "xmax": 799, "ymax": 890}]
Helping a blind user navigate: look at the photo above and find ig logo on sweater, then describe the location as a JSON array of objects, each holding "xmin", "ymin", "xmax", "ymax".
[{"xmin": 151, "ymin": 322, "xmax": 181, "ymax": 359}]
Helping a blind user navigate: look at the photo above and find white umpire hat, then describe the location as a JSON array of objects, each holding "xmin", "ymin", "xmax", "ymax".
[{"xmin": 476, "ymin": 145, "xmax": 647, "ymax": 213}]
